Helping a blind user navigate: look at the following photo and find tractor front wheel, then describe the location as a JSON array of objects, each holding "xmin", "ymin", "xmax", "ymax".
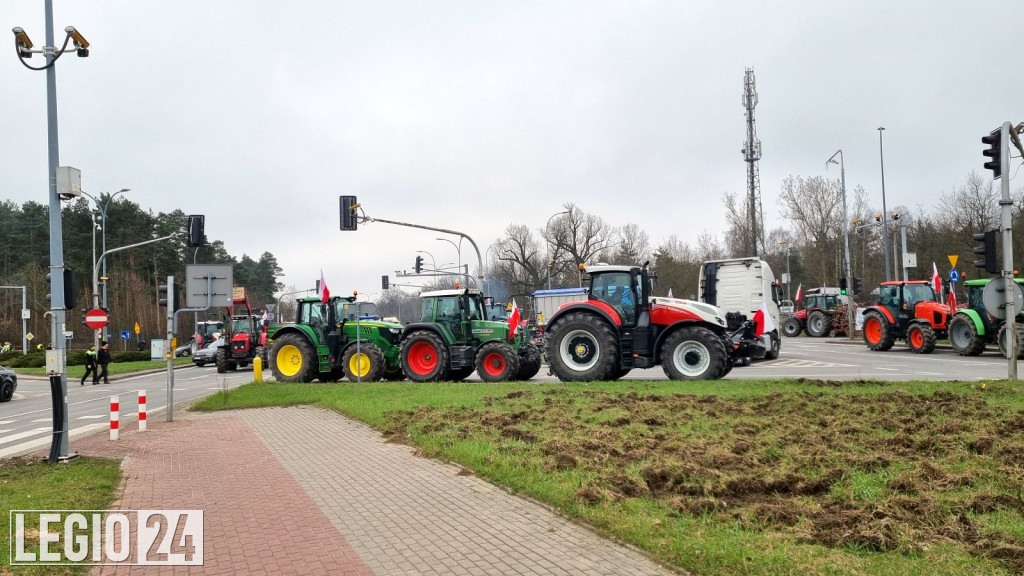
[
  {"xmin": 216, "ymin": 347, "xmax": 228, "ymax": 374},
  {"xmin": 476, "ymin": 341, "xmax": 520, "ymax": 382},
  {"xmin": 545, "ymin": 312, "xmax": 619, "ymax": 382},
  {"xmin": 948, "ymin": 314, "xmax": 986, "ymax": 356},
  {"xmin": 782, "ymin": 318, "xmax": 802, "ymax": 337},
  {"xmin": 997, "ymin": 325, "xmax": 1024, "ymax": 359},
  {"xmin": 401, "ymin": 331, "xmax": 451, "ymax": 382},
  {"xmin": 343, "ymin": 344, "xmax": 386, "ymax": 382},
  {"xmin": 807, "ymin": 310, "xmax": 833, "ymax": 337},
  {"xmin": 269, "ymin": 333, "xmax": 318, "ymax": 383},
  {"xmin": 907, "ymin": 323, "xmax": 937, "ymax": 354},
  {"xmin": 661, "ymin": 326, "xmax": 729, "ymax": 380},
  {"xmin": 863, "ymin": 310, "xmax": 895, "ymax": 351}
]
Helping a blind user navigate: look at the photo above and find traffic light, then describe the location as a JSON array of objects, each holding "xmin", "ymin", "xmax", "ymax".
[
  {"xmin": 187, "ymin": 215, "xmax": 205, "ymax": 247},
  {"xmin": 982, "ymin": 127, "xmax": 1003, "ymax": 179},
  {"xmin": 381, "ymin": 275, "xmax": 389, "ymax": 290},
  {"xmin": 158, "ymin": 281, "xmax": 180, "ymax": 312},
  {"xmin": 973, "ymin": 229, "xmax": 998, "ymax": 274},
  {"xmin": 340, "ymin": 195, "xmax": 359, "ymax": 231},
  {"xmin": 851, "ymin": 277, "xmax": 863, "ymax": 295},
  {"xmin": 839, "ymin": 277, "xmax": 848, "ymax": 295},
  {"xmin": 45, "ymin": 268, "xmax": 76, "ymax": 307},
  {"xmin": 414, "ymin": 255, "xmax": 423, "ymax": 274}
]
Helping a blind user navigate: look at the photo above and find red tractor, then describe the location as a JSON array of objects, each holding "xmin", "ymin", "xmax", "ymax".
[
  {"xmin": 544, "ymin": 263, "xmax": 758, "ymax": 381},
  {"xmin": 862, "ymin": 280, "xmax": 949, "ymax": 353},
  {"xmin": 781, "ymin": 292, "xmax": 843, "ymax": 338},
  {"xmin": 216, "ymin": 287, "xmax": 269, "ymax": 372}
]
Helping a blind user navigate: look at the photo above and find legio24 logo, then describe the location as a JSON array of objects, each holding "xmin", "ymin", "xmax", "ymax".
[{"xmin": 10, "ymin": 510, "xmax": 203, "ymax": 566}]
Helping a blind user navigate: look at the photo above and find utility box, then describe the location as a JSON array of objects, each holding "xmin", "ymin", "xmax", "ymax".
[{"xmin": 56, "ymin": 166, "xmax": 82, "ymax": 199}]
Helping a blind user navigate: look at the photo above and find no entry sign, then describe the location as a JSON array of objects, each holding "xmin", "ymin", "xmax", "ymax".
[{"xmin": 84, "ymin": 308, "xmax": 109, "ymax": 330}]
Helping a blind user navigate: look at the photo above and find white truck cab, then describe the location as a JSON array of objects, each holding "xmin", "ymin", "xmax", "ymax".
[{"xmin": 698, "ymin": 257, "xmax": 784, "ymax": 360}]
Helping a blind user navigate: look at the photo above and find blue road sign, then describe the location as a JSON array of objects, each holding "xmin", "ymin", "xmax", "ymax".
[
  {"xmin": 950, "ymin": 268, "xmax": 959, "ymax": 283},
  {"xmin": 121, "ymin": 330, "xmax": 131, "ymax": 340}
]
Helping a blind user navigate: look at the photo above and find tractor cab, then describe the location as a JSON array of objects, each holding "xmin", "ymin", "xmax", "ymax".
[
  {"xmin": 863, "ymin": 280, "xmax": 949, "ymax": 354},
  {"xmin": 876, "ymin": 281, "xmax": 939, "ymax": 320}
]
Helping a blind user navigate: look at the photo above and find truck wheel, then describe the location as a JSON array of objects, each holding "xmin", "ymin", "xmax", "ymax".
[
  {"xmin": 907, "ymin": 323, "xmax": 936, "ymax": 354},
  {"xmin": 764, "ymin": 332, "xmax": 781, "ymax": 360},
  {"xmin": 660, "ymin": 326, "xmax": 729, "ymax": 380},
  {"xmin": 515, "ymin": 342, "xmax": 542, "ymax": 380},
  {"xmin": 401, "ymin": 331, "xmax": 451, "ymax": 382},
  {"xmin": 476, "ymin": 341, "xmax": 520, "ymax": 382},
  {"xmin": 863, "ymin": 310, "xmax": 895, "ymax": 351},
  {"xmin": 807, "ymin": 311, "xmax": 833, "ymax": 337},
  {"xmin": 948, "ymin": 314, "xmax": 986, "ymax": 356},
  {"xmin": 782, "ymin": 318, "xmax": 802, "ymax": 338},
  {"xmin": 270, "ymin": 333, "xmax": 318, "ymax": 383},
  {"xmin": 343, "ymin": 344, "xmax": 385, "ymax": 382},
  {"xmin": 997, "ymin": 325, "xmax": 1024, "ymax": 359},
  {"xmin": 215, "ymin": 347, "xmax": 229, "ymax": 374},
  {"xmin": 545, "ymin": 311, "xmax": 619, "ymax": 382},
  {"xmin": 0, "ymin": 379, "xmax": 13, "ymax": 402}
]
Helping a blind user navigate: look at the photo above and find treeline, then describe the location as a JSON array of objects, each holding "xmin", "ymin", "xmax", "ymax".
[{"xmin": 0, "ymin": 196, "xmax": 283, "ymax": 346}]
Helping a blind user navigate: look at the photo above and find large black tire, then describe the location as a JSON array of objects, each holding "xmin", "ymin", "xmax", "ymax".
[
  {"xmin": 782, "ymin": 318, "xmax": 802, "ymax": 338},
  {"xmin": 660, "ymin": 326, "xmax": 730, "ymax": 380},
  {"xmin": 806, "ymin": 310, "xmax": 833, "ymax": 337},
  {"xmin": 948, "ymin": 314, "xmax": 986, "ymax": 356},
  {"xmin": 764, "ymin": 332, "xmax": 781, "ymax": 360},
  {"xmin": 215, "ymin": 347, "xmax": 229, "ymax": 374},
  {"xmin": 401, "ymin": 331, "xmax": 451, "ymax": 382},
  {"xmin": 906, "ymin": 323, "xmax": 936, "ymax": 354},
  {"xmin": 997, "ymin": 324, "xmax": 1024, "ymax": 359},
  {"xmin": 863, "ymin": 310, "xmax": 895, "ymax": 351},
  {"xmin": 0, "ymin": 378, "xmax": 13, "ymax": 402},
  {"xmin": 476, "ymin": 341, "xmax": 520, "ymax": 383},
  {"xmin": 343, "ymin": 344, "xmax": 386, "ymax": 383},
  {"xmin": 269, "ymin": 333, "xmax": 319, "ymax": 383},
  {"xmin": 515, "ymin": 342, "xmax": 542, "ymax": 381},
  {"xmin": 545, "ymin": 311, "xmax": 619, "ymax": 382}
]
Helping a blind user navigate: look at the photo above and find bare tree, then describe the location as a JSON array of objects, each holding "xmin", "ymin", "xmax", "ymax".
[
  {"xmin": 547, "ymin": 203, "xmax": 615, "ymax": 282},
  {"xmin": 612, "ymin": 223, "xmax": 651, "ymax": 265},
  {"xmin": 723, "ymin": 191, "xmax": 756, "ymax": 257},
  {"xmin": 778, "ymin": 175, "xmax": 844, "ymax": 285}
]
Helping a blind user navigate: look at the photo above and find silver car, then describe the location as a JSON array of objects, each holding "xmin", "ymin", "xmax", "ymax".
[
  {"xmin": 192, "ymin": 341, "xmax": 220, "ymax": 367},
  {"xmin": 0, "ymin": 365, "xmax": 17, "ymax": 402}
]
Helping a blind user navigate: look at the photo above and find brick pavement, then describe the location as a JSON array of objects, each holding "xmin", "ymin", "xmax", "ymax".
[{"xmin": 63, "ymin": 406, "xmax": 676, "ymax": 575}]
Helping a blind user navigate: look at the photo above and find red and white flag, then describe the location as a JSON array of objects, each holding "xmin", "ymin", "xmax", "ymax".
[
  {"xmin": 751, "ymin": 300, "xmax": 777, "ymax": 338},
  {"xmin": 794, "ymin": 283, "xmax": 803, "ymax": 301},
  {"xmin": 948, "ymin": 287, "xmax": 958, "ymax": 315},
  {"xmin": 667, "ymin": 288, "xmax": 674, "ymax": 298},
  {"xmin": 318, "ymin": 269, "xmax": 331, "ymax": 303},
  {"xmin": 931, "ymin": 262, "xmax": 942, "ymax": 298},
  {"xmin": 507, "ymin": 298, "xmax": 521, "ymax": 337}
]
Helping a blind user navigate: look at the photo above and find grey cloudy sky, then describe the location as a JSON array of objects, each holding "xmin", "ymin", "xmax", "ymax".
[{"xmin": 3, "ymin": 1, "xmax": 1021, "ymax": 298}]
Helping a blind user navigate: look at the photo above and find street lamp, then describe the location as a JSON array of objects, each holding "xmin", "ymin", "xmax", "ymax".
[
  {"xmin": 436, "ymin": 237, "xmax": 466, "ymax": 282},
  {"xmin": 878, "ymin": 127, "xmax": 890, "ymax": 281},
  {"xmin": 545, "ymin": 209, "xmax": 570, "ymax": 290},
  {"xmin": 82, "ymin": 187, "xmax": 130, "ymax": 341},
  {"xmin": 828, "ymin": 149, "xmax": 854, "ymax": 339},
  {"xmin": 778, "ymin": 239, "xmax": 791, "ymax": 301}
]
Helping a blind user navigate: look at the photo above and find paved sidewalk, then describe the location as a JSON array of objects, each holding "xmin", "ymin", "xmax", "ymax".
[{"xmin": 64, "ymin": 406, "xmax": 676, "ymax": 576}]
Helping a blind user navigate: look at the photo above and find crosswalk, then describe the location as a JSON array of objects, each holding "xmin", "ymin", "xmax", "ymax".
[{"xmin": 762, "ymin": 358, "xmax": 856, "ymax": 368}]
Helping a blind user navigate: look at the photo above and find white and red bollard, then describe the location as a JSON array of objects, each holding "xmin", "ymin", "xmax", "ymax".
[
  {"xmin": 110, "ymin": 395, "xmax": 119, "ymax": 441},
  {"xmin": 138, "ymin": 389, "xmax": 147, "ymax": 432}
]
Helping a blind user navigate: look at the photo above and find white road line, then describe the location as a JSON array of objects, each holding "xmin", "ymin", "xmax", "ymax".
[
  {"xmin": 0, "ymin": 423, "xmax": 107, "ymax": 459},
  {"xmin": 0, "ymin": 427, "xmax": 52, "ymax": 445},
  {"xmin": 77, "ymin": 415, "xmax": 106, "ymax": 420},
  {"xmin": 0, "ymin": 430, "xmax": 10, "ymax": 434},
  {"xmin": 0, "ymin": 421, "xmax": 13, "ymax": 425},
  {"xmin": 31, "ymin": 418, "xmax": 51, "ymax": 423}
]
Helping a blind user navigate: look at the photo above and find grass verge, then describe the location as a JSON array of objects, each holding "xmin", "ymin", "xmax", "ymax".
[{"xmin": 193, "ymin": 377, "xmax": 1024, "ymax": 576}]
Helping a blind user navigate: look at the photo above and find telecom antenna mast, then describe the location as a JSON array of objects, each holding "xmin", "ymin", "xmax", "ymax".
[{"xmin": 742, "ymin": 68, "xmax": 765, "ymax": 257}]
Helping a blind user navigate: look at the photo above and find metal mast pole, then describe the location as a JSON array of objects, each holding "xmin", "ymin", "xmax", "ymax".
[
  {"xmin": 878, "ymin": 127, "xmax": 891, "ymax": 281},
  {"xmin": 742, "ymin": 68, "xmax": 764, "ymax": 257}
]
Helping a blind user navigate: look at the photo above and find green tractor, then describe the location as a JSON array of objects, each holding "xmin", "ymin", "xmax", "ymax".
[
  {"xmin": 400, "ymin": 288, "xmax": 542, "ymax": 382},
  {"xmin": 268, "ymin": 295, "xmax": 404, "ymax": 382},
  {"xmin": 948, "ymin": 278, "xmax": 1024, "ymax": 357}
]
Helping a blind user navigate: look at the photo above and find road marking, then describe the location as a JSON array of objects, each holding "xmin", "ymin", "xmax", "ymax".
[
  {"xmin": 31, "ymin": 418, "xmax": 51, "ymax": 423},
  {"xmin": 77, "ymin": 415, "xmax": 107, "ymax": 420},
  {"xmin": 0, "ymin": 427, "xmax": 52, "ymax": 445},
  {"xmin": 0, "ymin": 420, "xmax": 13, "ymax": 425},
  {"xmin": 0, "ymin": 423, "xmax": 106, "ymax": 458},
  {"xmin": 0, "ymin": 430, "xmax": 10, "ymax": 434},
  {"xmin": 765, "ymin": 359, "xmax": 855, "ymax": 368}
]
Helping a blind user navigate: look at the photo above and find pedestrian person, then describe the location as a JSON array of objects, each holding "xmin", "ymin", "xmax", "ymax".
[
  {"xmin": 97, "ymin": 341, "xmax": 112, "ymax": 384},
  {"xmin": 81, "ymin": 344, "xmax": 98, "ymax": 386},
  {"xmin": 0, "ymin": 341, "xmax": 11, "ymax": 354}
]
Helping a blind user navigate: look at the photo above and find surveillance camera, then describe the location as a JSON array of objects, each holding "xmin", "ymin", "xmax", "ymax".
[
  {"xmin": 12, "ymin": 26, "xmax": 34, "ymax": 56},
  {"xmin": 64, "ymin": 26, "xmax": 90, "ymax": 57}
]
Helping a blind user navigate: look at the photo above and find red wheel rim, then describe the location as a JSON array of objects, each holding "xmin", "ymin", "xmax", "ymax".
[
  {"xmin": 865, "ymin": 318, "xmax": 881, "ymax": 344},
  {"xmin": 909, "ymin": 328, "xmax": 923, "ymax": 348},
  {"xmin": 483, "ymin": 352, "xmax": 506, "ymax": 376},
  {"xmin": 408, "ymin": 341, "xmax": 436, "ymax": 375}
]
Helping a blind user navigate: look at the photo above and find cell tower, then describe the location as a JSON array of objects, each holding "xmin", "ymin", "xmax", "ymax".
[{"xmin": 741, "ymin": 68, "xmax": 765, "ymax": 257}]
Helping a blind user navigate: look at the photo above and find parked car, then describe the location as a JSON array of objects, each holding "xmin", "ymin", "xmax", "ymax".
[
  {"xmin": 779, "ymin": 300, "xmax": 795, "ymax": 315},
  {"xmin": 192, "ymin": 341, "xmax": 220, "ymax": 367},
  {"xmin": 174, "ymin": 340, "xmax": 194, "ymax": 357},
  {"xmin": 0, "ymin": 364, "xmax": 17, "ymax": 402}
]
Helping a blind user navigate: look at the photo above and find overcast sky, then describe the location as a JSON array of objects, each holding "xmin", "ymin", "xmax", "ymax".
[{"xmin": 2, "ymin": 1, "xmax": 1021, "ymax": 299}]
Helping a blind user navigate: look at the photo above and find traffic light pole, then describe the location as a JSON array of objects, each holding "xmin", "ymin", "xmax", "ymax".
[{"xmin": 995, "ymin": 122, "xmax": 1016, "ymax": 380}]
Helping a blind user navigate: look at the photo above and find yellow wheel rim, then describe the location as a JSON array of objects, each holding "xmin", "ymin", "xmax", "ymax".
[
  {"xmin": 349, "ymin": 352, "xmax": 371, "ymax": 377},
  {"xmin": 276, "ymin": 344, "xmax": 303, "ymax": 377}
]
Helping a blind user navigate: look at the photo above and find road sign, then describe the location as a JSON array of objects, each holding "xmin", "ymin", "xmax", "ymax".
[
  {"xmin": 84, "ymin": 308, "xmax": 109, "ymax": 330},
  {"xmin": 948, "ymin": 254, "xmax": 959, "ymax": 268},
  {"xmin": 121, "ymin": 330, "xmax": 131, "ymax": 340},
  {"xmin": 134, "ymin": 322, "xmax": 140, "ymax": 335},
  {"xmin": 950, "ymin": 268, "xmax": 960, "ymax": 283},
  {"xmin": 26, "ymin": 332, "xmax": 33, "ymax": 341}
]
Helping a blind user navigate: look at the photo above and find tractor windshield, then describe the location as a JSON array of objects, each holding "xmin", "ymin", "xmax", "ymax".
[
  {"xmin": 591, "ymin": 271, "xmax": 638, "ymax": 324},
  {"xmin": 902, "ymin": 283, "xmax": 936, "ymax": 308},
  {"xmin": 231, "ymin": 317, "xmax": 252, "ymax": 334}
]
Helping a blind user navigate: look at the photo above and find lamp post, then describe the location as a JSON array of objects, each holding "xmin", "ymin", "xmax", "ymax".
[
  {"xmin": 82, "ymin": 188, "xmax": 130, "ymax": 342},
  {"xmin": 828, "ymin": 149, "xmax": 854, "ymax": 339},
  {"xmin": 436, "ymin": 237, "xmax": 466, "ymax": 282},
  {"xmin": 878, "ymin": 127, "xmax": 891, "ymax": 281},
  {"xmin": 545, "ymin": 210, "xmax": 570, "ymax": 290},
  {"xmin": 778, "ymin": 239, "xmax": 791, "ymax": 301}
]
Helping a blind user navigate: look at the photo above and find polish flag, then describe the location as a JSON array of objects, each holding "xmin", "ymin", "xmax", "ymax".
[
  {"xmin": 948, "ymin": 288, "xmax": 958, "ymax": 315},
  {"xmin": 318, "ymin": 270, "xmax": 331, "ymax": 303},
  {"xmin": 931, "ymin": 262, "xmax": 942, "ymax": 299},
  {"xmin": 667, "ymin": 288, "xmax": 674, "ymax": 298},
  {"xmin": 751, "ymin": 300, "xmax": 777, "ymax": 338},
  {"xmin": 794, "ymin": 283, "xmax": 803, "ymax": 301},
  {"xmin": 507, "ymin": 298, "xmax": 521, "ymax": 338}
]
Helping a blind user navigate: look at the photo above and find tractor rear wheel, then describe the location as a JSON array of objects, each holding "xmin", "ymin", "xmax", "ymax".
[
  {"xmin": 515, "ymin": 342, "xmax": 542, "ymax": 380},
  {"xmin": 660, "ymin": 326, "xmax": 729, "ymax": 380},
  {"xmin": 997, "ymin": 325, "xmax": 1024, "ymax": 359},
  {"xmin": 545, "ymin": 311, "xmax": 619, "ymax": 382},
  {"xmin": 476, "ymin": 341, "xmax": 520, "ymax": 382},
  {"xmin": 401, "ymin": 331, "xmax": 451, "ymax": 382},
  {"xmin": 807, "ymin": 311, "xmax": 833, "ymax": 337},
  {"xmin": 782, "ymin": 318, "xmax": 802, "ymax": 337},
  {"xmin": 907, "ymin": 323, "xmax": 936, "ymax": 354},
  {"xmin": 343, "ymin": 344, "xmax": 385, "ymax": 382},
  {"xmin": 863, "ymin": 310, "xmax": 895, "ymax": 351},
  {"xmin": 270, "ymin": 333, "xmax": 319, "ymax": 382},
  {"xmin": 948, "ymin": 314, "xmax": 986, "ymax": 356}
]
